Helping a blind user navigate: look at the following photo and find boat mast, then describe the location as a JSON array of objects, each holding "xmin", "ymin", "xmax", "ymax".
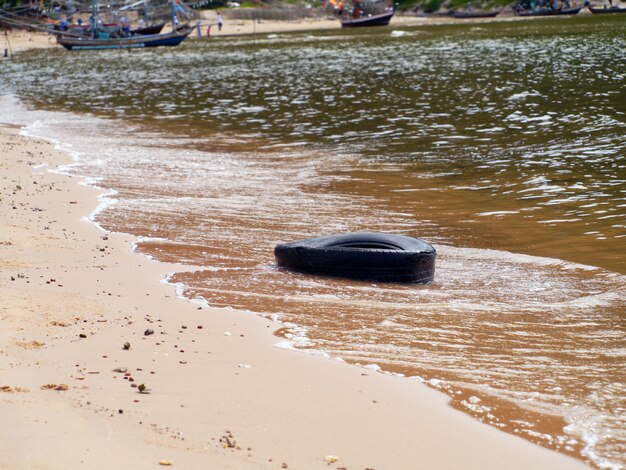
[
  {"xmin": 143, "ymin": 0, "xmax": 150, "ymax": 24},
  {"xmin": 91, "ymin": 0, "xmax": 97, "ymax": 38},
  {"xmin": 170, "ymin": 0, "xmax": 177, "ymax": 28},
  {"xmin": 67, "ymin": 0, "xmax": 75, "ymax": 22}
]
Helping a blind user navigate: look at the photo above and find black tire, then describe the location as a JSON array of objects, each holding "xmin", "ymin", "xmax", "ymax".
[{"xmin": 274, "ymin": 232, "xmax": 436, "ymax": 283}]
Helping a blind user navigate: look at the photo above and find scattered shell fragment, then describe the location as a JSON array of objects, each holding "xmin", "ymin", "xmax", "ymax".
[
  {"xmin": 323, "ymin": 455, "xmax": 339, "ymax": 463},
  {"xmin": 112, "ymin": 367, "xmax": 128, "ymax": 373},
  {"xmin": 41, "ymin": 384, "xmax": 69, "ymax": 391},
  {"xmin": 15, "ymin": 340, "xmax": 46, "ymax": 349},
  {"xmin": 158, "ymin": 460, "xmax": 173, "ymax": 466},
  {"xmin": 1, "ymin": 385, "xmax": 29, "ymax": 393}
]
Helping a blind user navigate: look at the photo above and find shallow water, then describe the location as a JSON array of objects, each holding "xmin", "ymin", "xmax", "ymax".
[{"xmin": 2, "ymin": 15, "xmax": 625, "ymax": 468}]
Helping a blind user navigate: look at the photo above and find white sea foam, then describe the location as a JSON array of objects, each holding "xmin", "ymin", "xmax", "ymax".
[
  {"xmin": 507, "ymin": 91, "xmax": 542, "ymax": 101},
  {"xmin": 564, "ymin": 409, "xmax": 624, "ymax": 470},
  {"xmin": 476, "ymin": 210, "xmax": 519, "ymax": 216},
  {"xmin": 391, "ymin": 30, "xmax": 415, "ymax": 37}
]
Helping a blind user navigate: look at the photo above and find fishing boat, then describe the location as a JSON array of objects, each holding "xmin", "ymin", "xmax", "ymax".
[
  {"xmin": 53, "ymin": 0, "xmax": 194, "ymax": 51},
  {"xmin": 451, "ymin": 9, "xmax": 500, "ymax": 17},
  {"xmin": 341, "ymin": 9, "xmax": 394, "ymax": 27},
  {"xmin": 57, "ymin": 25, "xmax": 192, "ymax": 50},
  {"xmin": 588, "ymin": 5, "xmax": 626, "ymax": 12},
  {"xmin": 516, "ymin": 5, "xmax": 582, "ymax": 15}
]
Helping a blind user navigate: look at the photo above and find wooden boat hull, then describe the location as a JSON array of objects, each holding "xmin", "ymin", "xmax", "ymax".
[
  {"xmin": 588, "ymin": 5, "xmax": 626, "ymax": 13},
  {"xmin": 131, "ymin": 22, "xmax": 165, "ymax": 36},
  {"xmin": 341, "ymin": 11, "xmax": 394, "ymax": 27},
  {"xmin": 57, "ymin": 26, "xmax": 192, "ymax": 51},
  {"xmin": 517, "ymin": 6, "xmax": 582, "ymax": 15}
]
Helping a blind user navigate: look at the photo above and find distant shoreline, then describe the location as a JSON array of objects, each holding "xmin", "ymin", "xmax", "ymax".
[{"xmin": 2, "ymin": 9, "xmax": 593, "ymax": 54}]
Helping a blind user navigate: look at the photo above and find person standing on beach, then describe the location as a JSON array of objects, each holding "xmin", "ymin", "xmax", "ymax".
[{"xmin": 217, "ymin": 12, "xmax": 223, "ymax": 31}]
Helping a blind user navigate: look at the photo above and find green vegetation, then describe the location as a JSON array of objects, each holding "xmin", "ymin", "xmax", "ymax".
[
  {"xmin": 394, "ymin": 0, "xmax": 422, "ymax": 10},
  {"xmin": 421, "ymin": 0, "xmax": 441, "ymax": 11},
  {"xmin": 447, "ymin": 0, "xmax": 511, "ymax": 8},
  {"xmin": 396, "ymin": 0, "xmax": 514, "ymax": 12},
  {"xmin": 2, "ymin": 0, "xmax": 24, "ymax": 8},
  {"xmin": 217, "ymin": 0, "xmax": 517, "ymax": 13}
]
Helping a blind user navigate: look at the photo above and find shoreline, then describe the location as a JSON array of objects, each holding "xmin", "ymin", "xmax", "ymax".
[
  {"xmin": 197, "ymin": 12, "xmax": 544, "ymax": 37},
  {"xmin": 0, "ymin": 118, "xmax": 593, "ymax": 468},
  {"xmin": 1, "ymin": 10, "xmax": 590, "ymax": 53}
]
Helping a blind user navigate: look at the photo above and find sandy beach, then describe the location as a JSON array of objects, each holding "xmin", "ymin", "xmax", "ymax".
[
  {"xmin": 2, "ymin": 10, "xmax": 611, "ymax": 468},
  {"xmin": 1, "ymin": 28, "xmax": 56, "ymax": 53},
  {"xmin": 0, "ymin": 118, "xmax": 594, "ymax": 469}
]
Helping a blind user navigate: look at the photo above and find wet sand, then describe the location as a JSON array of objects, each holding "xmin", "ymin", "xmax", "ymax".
[{"xmin": 0, "ymin": 125, "xmax": 593, "ymax": 468}]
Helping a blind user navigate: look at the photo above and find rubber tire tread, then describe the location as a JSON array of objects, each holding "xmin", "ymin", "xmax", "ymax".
[{"xmin": 275, "ymin": 232, "xmax": 436, "ymax": 283}]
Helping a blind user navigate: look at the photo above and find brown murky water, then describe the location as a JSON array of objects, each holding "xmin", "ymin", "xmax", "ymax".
[{"xmin": 3, "ymin": 14, "xmax": 625, "ymax": 468}]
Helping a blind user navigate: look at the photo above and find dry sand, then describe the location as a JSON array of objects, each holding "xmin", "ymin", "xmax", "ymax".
[
  {"xmin": 1, "ymin": 29, "xmax": 56, "ymax": 53},
  {"xmin": 0, "ymin": 121, "xmax": 592, "ymax": 469}
]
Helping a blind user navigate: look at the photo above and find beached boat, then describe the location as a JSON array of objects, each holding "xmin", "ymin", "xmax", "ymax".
[
  {"xmin": 451, "ymin": 9, "xmax": 500, "ymax": 18},
  {"xmin": 588, "ymin": 5, "xmax": 626, "ymax": 12},
  {"xmin": 341, "ymin": 10, "xmax": 394, "ymax": 27},
  {"xmin": 62, "ymin": 21, "xmax": 166, "ymax": 39},
  {"xmin": 55, "ymin": 0, "xmax": 194, "ymax": 51},
  {"xmin": 516, "ymin": 6, "xmax": 582, "ymax": 15},
  {"xmin": 57, "ymin": 25, "xmax": 192, "ymax": 50}
]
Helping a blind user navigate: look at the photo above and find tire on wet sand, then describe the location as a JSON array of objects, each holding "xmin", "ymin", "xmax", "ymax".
[{"xmin": 274, "ymin": 232, "xmax": 436, "ymax": 283}]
